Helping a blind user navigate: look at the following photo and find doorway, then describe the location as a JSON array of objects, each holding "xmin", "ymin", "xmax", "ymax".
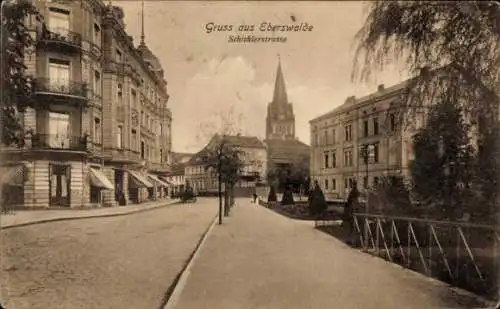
[{"xmin": 49, "ymin": 163, "xmax": 71, "ymax": 207}]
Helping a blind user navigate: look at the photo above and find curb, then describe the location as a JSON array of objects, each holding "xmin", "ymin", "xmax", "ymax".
[
  {"xmin": 1, "ymin": 200, "xmax": 180, "ymax": 230},
  {"xmin": 161, "ymin": 214, "xmax": 219, "ymax": 309},
  {"xmin": 314, "ymin": 227, "xmax": 497, "ymax": 309}
]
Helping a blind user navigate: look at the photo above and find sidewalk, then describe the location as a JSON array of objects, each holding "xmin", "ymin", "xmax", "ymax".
[
  {"xmin": 0, "ymin": 199, "xmax": 179, "ymax": 229},
  {"xmin": 170, "ymin": 201, "xmax": 491, "ymax": 309}
]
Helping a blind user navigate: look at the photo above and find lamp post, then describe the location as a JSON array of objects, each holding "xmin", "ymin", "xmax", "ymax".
[{"xmin": 360, "ymin": 144, "xmax": 375, "ymax": 244}]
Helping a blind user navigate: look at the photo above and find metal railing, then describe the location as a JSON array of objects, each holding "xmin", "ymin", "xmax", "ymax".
[
  {"xmin": 39, "ymin": 27, "xmax": 82, "ymax": 48},
  {"xmin": 35, "ymin": 77, "xmax": 87, "ymax": 99},
  {"xmin": 29, "ymin": 133, "xmax": 88, "ymax": 151},
  {"xmin": 317, "ymin": 213, "xmax": 499, "ymax": 299}
]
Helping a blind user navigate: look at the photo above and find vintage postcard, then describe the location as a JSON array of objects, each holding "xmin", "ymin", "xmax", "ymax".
[{"xmin": 0, "ymin": 0, "xmax": 498, "ymax": 308}]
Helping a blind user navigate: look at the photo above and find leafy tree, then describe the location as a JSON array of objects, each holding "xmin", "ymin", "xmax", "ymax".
[
  {"xmin": 281, "ymin": 185, "xmax": 294, "ymax": 205},
  {"xmin": 410, "ymin": 101, "xmax": 475, "ymax": 220},
  {"xmin": 2, "ymin": 0, "xmax": 44, "ymax": 147},
  {"xmin": 267, "ymin": 155, "xmax": 309, "ymax": 194},
  {"xmin": 353, "ymin": 1, "xmax": 500, "ymax": 219},
  {"xmin": 372, "ymin": 175, "xmax": 412, "ymax": 216},
  {"xmin": 267, "ymin": 185, "xmax": 277, "ymax": 202},
  {"xmin": 309, "ymin": 181, "xmax": 327, "ymax": 216}
]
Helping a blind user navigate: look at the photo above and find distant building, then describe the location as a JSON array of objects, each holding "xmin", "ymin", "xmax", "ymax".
[
  {"xmin": 184, "ymin": 134, "xmax": 267, "ymax": 195},
  {"xmin": 171, "ymin": 152, "xmax": 194, "ymax": 164},
  {"xmin": 166, "ymin": 163, "xmax": 186, "ymax": 195},
  {"xmin": 264, "ymin": 59, "xmax": 310, "ymax": 185},
  {"xmin": 309, "ymin": 81, "xmax": 421, "ymax": 200}
]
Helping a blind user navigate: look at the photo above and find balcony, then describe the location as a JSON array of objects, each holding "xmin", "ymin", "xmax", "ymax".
[
  {"xmin": 34, "ymin": 77, "xmax": 88, "ymax": 106},
  {"xmin": 28, "ymin": 134, "xmax": 88, "ymax": 152},
  {"xmin": 38, "ymin": 27, "xmax": 82, "ymax": 52}
]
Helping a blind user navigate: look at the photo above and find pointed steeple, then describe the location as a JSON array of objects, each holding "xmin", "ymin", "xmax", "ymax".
[
  {"xmin": 140, "ymin": 0, "xmax": 145, "ymax": 45},
  {"xmin": 272, "ymin": 55, "xmax": 288, "ymax": 105}
]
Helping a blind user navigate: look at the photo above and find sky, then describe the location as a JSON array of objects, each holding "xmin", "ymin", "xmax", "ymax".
[{"xmin": 115, "ymin": 0, "xmax": 409, "ymax": 153}]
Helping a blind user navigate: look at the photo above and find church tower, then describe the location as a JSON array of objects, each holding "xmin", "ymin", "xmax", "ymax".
[{"xmin": 265, "ymin": 58, "xmax": 295, "ymax": 140}]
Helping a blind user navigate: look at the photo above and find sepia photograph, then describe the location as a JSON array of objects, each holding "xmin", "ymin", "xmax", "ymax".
[{"xmin": 0, "ymin": 0, "xmax": 499, "ymax": 308}]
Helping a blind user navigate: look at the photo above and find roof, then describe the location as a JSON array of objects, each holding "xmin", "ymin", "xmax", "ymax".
[
  {"xmin": 309, "ymin": 80, "xmax": 409, "ymax": 124},
  {"xmin": 265, "ymin": 138, "xmax": 310, "ymax": 164},
  {"xmin": 186, "ymin": 134, "xmax": 266, "ymax": 166},
  {"xmin": 172, "ymin": 152, "xmax": 194, "ymax": 164},
  {"xmin": 169, "ymin": 163, "xmax": 186, "ymax": 176},
  {"xmin": 221, "ymin": 135, "xmax": 266, "ymax": 149}
]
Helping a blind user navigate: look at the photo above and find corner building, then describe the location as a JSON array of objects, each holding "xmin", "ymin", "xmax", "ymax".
[{"xmin": 1, "ymin": 0, "xmax": 172, "ymax": 209}]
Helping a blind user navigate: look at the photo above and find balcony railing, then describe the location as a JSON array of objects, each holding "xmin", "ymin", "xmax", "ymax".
[
  {"xmin": 38, "ymin": 27, "xmax": 82, "ymax": 50},
  {"xmin": 28, "ymin": 134, "xmax": 88, "ymax": 151},
  {"xmin": 34, "ymin": 77, "xmax": 88, "ymax": 100}
]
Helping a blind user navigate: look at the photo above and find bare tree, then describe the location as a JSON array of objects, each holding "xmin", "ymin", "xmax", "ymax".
[{"xmin": 194, "ymin": 106, "xmax": 246, "ymax": 224}]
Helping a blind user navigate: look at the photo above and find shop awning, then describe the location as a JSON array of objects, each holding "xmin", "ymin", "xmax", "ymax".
[
  {"xmin": 127, "ymin": 170, "xmax": 154, "ymax": 188},
  {"xmin": 0, "ymin": 164, "xmax": 26, "ymax": 186},
  {"xmin": 89, "ymin": 167, "xmax": 114, "ymax": 190},
  {"xmin": 147, "ymin": 174, "xmax": 170, "ymax": 187},
  {"xmin": 159, "ymin": 176, "xmax": 173, "ymax": 185}
]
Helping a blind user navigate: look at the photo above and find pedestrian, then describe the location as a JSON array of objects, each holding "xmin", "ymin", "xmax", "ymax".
[
  {"xmin": 253, "ymin": 193, "xmax": 258, "ymax": 205},
  {"xmin": 343, "ymin": 180, "xmax": 359, "ymax": 245}
]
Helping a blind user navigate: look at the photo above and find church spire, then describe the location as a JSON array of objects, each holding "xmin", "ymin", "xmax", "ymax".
[
  {"xmin": 140, "ymin": 0, "xmax": 145, "ymax": 45},
  {"xmin": 272, "ymin": 55, "xmax": 288, "ymax": 105}
]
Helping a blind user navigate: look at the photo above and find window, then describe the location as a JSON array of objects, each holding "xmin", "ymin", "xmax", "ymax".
[
  {"xmin": 131, "ymin": 129, "xmax": 137, "ymax": 151},
  {"xmin": 343, "ymin": 149, "xmax": 353, "ymax": 167},
  {"xmin": 314, "ymin": 134, "xmax": 318, "ymax": 146},
  {"xmin": 374, "ymin": 176, "xmax": 379, "ymax": 186},
  {"xmin": 94, "ymin": 118, "xmax": 101, "ymax": 144},
  {"xmin": 117, "ymin": 83, "xmax": 122, "ymax": 103},
  {"xmin": 48, "ymin": 112, "xmax": 70, "ymax": 148},
  {"xmin": 344, "ymin": 124, "xmax": 352, "ymax": 142},
  {"xmin": 390, "ymin": 113, "xmax": 396, "ymax": 131},
  {"xmin": 324, "ymin": 131, "xmax": 328, "ymax": 145},
  {"xmin": 332, "ymin": 151, "xmax": 337, "ymax": 168},
  {"xmin": 141, "ymin": 111, "xmax": 144, "ymax": 125},
  {"xmin": 131, "ymin": 90, "xmax": 137, "ymax": 108},
  {"xmin": 324, "ymin": 179, "xmax": 329, "ymax": 191},
  {"xmin": 332, "ymin": 129, "xmax": 336, "ymax": 144},
  {"xmin": 363, "ymin": 176, "xmax": 368, "ymax": 188},
  {"xmin": 115, "ymin": 49, "xmax": 122, "ymax": 63},
  {"xmin": 93, "ymin": 23, "xmax": 101, "ymax": 45},
  {"xmin": 94, "ymin": 70, "xmax": 101, "ymax": 95},
  {"xmin": 48, "ymin": 7, "xmax": 69, "ymax": 35},
  {"xmin": 324, "ymin": 152, "xmax": 329, "ymax": 168},
  {"xmin": 373, "ymin": 143, "xmax": 379, "ymax": 163},
  {"xmin": 373, "ymin": 117, "xmax": 379, "ymax": 135},
  {"xmin": 48, "ymin": 58, "xmax": 70, "ymax": 87},
  {"xmin": 160, "ymin": 123, "xmax": 163, "ymax": 136},
  {"xmin": 363, "ymin": 120, "xmax": 369, "ymax": 137},
  {"xmin": 332, "ymin": 178, "xmax": 336, "ymax": 191},
  {"xmin": 160, "ymin": 148, "xmax": 163, "ymax": 163},
  {"xmin": 116, "ymin": 126, "xmax": 123, "ymax": 149}
]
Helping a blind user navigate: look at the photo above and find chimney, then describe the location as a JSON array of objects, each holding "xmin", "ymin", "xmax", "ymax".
[{"xmin": 378, "ymin": 84, "xmax": 385, "ymax": 92}]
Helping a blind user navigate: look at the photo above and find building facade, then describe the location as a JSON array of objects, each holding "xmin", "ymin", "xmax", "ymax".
[
  {"xmin": 184, "ymin": 135, "xmax": 267, "ymax": 195},
  {"xmin": 309, "ymin": 82, "xmax": 425, "ymax": 200},
  {"xmin": 1, "ymin": 0, "xmax": 172, "ymax": 209}
]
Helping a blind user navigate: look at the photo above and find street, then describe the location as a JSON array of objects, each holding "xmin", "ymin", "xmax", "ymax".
[{"xmin": 0, "ymin": 198, "xmax": 218, "ymax": 309}]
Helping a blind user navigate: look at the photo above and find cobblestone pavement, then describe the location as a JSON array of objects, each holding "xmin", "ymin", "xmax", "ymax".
[
  {"xmin": 172, "ymin": 201, "xmax": 490, "ymax": 309},
  {"xmin": 0, "ymin": 198, "xmax": 218, "ymax": 309},
  {"xmin": 1, "ymin": 199, "xmax": 178, "ymax": 229}
]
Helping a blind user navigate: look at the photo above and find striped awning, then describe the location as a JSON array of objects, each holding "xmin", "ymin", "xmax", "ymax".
[
  {"xmin": 89, "ymin": 167, "xmax": 114, "ymax": 190},
  {"xmin": 0, "ymin": 164, "xmax": 26, "ymax": 186},
  {"xmin": 127, "ymin": 170, "xmax": 154, "ymax": 188},
  {"xmin": 147, "ymin": 174, "xmax": 170, "ymax": 187}
]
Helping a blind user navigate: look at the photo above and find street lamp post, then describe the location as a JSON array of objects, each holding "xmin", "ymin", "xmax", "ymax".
[{"xmin": 360, "ymin": 144, "xmax": 374, "ymax": 244}]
